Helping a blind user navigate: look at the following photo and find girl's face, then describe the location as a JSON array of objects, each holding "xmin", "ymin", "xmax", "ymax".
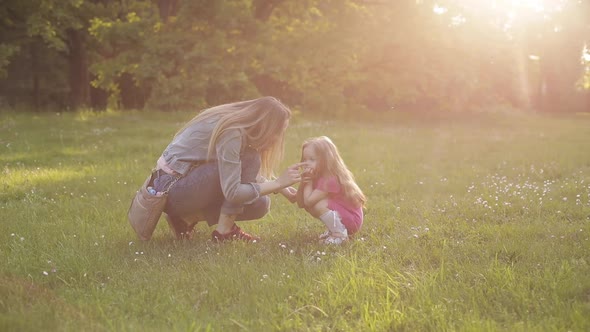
[{"xmin": 302, "ymin": 144, "xmax": 319, "ymax": 175}]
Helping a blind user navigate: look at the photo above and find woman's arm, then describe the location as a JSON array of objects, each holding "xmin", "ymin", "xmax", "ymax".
[
  {"xmin": 257, "ymin": 175, "xmax": 297, "ymax": 203},
  {"xmin": 257, "ymin": 163, "xmax": 303, "ymax": 196}
]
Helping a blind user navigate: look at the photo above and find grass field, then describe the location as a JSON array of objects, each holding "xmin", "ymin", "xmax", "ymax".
[{"xmin": 1, "ymin": 109, "xmax": 589, "ymax": 331}]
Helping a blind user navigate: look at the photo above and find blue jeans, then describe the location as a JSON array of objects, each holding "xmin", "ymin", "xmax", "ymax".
[{"xmin": 153, "ymin": 147, "xmax": 270, "ymax": 226}]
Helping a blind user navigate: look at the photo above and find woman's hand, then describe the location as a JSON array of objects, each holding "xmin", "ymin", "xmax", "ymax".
[{"xmin": 276, "ymin": 162, "xmax": 305, "ymax": 187}]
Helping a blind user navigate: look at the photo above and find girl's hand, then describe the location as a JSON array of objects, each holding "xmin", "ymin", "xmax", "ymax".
[
  {"xmin": 301, "ymin": 167, "xmax": 314, "ymax": 183},
  {"xmin": 280, "ymin": 186, "xmax": 297, "ymax": 203}
]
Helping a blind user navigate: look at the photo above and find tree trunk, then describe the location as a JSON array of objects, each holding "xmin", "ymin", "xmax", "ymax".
[
  {"xmin": 158, "ymin": 0, "xmax": 179, "ymax": 21},
  {"xmin": 30, "ymin": 39, "xmax": 40, "ymax": 111},
  {"xmin": 253, "ymin": 0, "xmax": 284, "ymax": 21},
  {"xmin": 67, "ymin": 29, "xmax": 90, "ymax": 109}
]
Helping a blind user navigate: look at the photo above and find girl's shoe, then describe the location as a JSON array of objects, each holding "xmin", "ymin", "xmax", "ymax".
[
  {"xmin": 211, "ymin": 224, "xmax": 260, "ymax": 242},
  {"xmin": 321, "ymin": 234, "xmax": 348, "ymax": 245},
  {"xmin": 318, "ymin": 230, "xmax": 330, "ymax": 240}
]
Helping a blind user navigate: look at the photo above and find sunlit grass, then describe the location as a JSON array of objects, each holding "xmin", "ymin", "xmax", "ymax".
[{"xmin": 1, "ymin": 109, "xmax": 589, "ymax": 331}]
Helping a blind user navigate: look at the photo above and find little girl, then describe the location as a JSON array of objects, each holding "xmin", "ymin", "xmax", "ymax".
[{"xmin": 296, "ymin": 136, "xmax": 366, "ymax": 244}]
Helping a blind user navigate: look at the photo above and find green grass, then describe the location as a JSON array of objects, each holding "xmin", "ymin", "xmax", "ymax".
[{"xmin": 1, "ymin": 109, "xmax": 589, "ymax": 331}]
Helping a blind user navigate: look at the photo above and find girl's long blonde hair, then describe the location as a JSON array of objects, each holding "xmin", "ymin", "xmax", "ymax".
[
  {"xmin": 177, "ymin": 96, "xmax": 291, "ymax": 178},
  {"xmin": 301, "ymin": 136, "xmax": 366, "ymax": 207}
]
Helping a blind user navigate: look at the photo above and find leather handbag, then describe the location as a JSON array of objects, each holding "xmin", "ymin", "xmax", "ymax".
[{"xmin": 127, "ymin": 171, "xmax": 178, "ymax": 241}]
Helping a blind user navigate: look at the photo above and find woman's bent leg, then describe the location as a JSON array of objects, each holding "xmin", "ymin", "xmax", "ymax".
[
  {"xmin": 204, "ymin": 195, "xmax": 270, "ymax": 225},
  {"xmin": 154, "ymin": 164, "xmax": 223, "ymax": 238},
  {"xmin": 213, "ymin": 147, "xmax": 266, "ymax": 241}
]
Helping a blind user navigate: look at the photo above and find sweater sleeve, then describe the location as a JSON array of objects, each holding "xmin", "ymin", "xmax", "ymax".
[{"xmin": 216, "ymin": 130, "xmax": 260, "ymax": 204}]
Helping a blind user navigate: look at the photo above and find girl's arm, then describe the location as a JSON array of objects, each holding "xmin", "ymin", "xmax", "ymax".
[
  {"xmin": 296, "ymin": 181, "xmax": 307, "ymax": 208},
  {"xmin": 301, "ymin": 181, "xmax": 328, "ymax": 208}
]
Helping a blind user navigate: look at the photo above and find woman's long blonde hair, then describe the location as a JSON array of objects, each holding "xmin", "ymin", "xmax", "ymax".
[
  {"xmin": 177, "ymin": 96, "xmax": 291, "ymax": 178},
  {"xmin": 301, "ymin": 136, "xmax": 366, "ymax": 207}
]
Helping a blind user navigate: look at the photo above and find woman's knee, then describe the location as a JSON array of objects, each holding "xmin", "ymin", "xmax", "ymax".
[
  {"xmin": 237, "ymin": 196, "xmax": 270, "ymax": 221},
  {"xmin": 250, "ymin": 196, "xmax": 271, "ymax": 219}
]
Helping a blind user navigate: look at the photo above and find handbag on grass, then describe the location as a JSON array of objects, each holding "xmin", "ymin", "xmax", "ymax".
[{"xmin": 127, "ymin": 170, "xmax": 178, "ymax": 241}]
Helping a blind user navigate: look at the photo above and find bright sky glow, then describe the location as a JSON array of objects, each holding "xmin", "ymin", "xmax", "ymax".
[
  {"xmin": 432, "ymin": 0, "xmax": 559, "ymax": 15},
  {"xmin": 433, "ymin": 4, "xmax": 448, "ymax": 15},
  {"xmin": 432, "ymin": 0, "xmax": 565, "ymax": 30},
  {"xmin": 510, "ymin": 0, "xmax": 546, "ymax": 12}
]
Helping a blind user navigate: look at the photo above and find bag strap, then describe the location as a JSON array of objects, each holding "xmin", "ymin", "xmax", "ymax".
[
  {"xmin": 163, "ymin": 175, "xmax": 179, "ymax": 194},
  {"xmin": 151, "ymin": 169, "xmax": 181, "ymax": 194}
]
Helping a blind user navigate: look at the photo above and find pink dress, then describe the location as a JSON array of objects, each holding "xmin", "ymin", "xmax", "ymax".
[{"xmin": 314, "ymin": 176, "xmax": 363, "ymax": 235}]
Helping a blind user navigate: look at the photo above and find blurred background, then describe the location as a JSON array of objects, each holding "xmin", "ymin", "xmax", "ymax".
[{"xmin": 0, "ymin": 0, "xmax": 588, "ymax": 114}]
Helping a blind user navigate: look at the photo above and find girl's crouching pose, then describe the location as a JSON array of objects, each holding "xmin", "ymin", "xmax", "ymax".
[{"xmin": 296, "ymin": 136, "xmax": 366, "ymax": 244}]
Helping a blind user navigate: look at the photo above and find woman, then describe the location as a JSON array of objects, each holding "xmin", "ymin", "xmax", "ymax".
[{"xmin": 153, "ymin": 96, "xmax": 302, "ymax": 241}]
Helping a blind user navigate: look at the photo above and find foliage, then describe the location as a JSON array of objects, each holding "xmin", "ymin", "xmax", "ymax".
[{"xmin": 1, "ymin": 0, "xmax": 589, "ymax": 113}]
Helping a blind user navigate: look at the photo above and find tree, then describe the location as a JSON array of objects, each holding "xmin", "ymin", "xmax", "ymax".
[{"xmin": 0, "ymin": 0, "xmax": 113, "ymax": 110}]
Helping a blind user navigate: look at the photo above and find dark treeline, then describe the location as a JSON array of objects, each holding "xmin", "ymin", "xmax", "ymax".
[{"xmin": 1, "ymin": 0, "xmax": 589, "ymax": 114}]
